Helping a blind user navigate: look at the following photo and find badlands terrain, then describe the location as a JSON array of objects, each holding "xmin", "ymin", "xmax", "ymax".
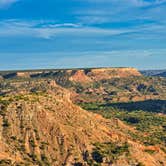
[{"xmin": 0, "ymin": 68, "xmax": 166, "ymax": 166}]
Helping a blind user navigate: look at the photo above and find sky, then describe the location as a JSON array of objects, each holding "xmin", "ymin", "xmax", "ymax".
[{"xmin": 0, "ymin": 0, "xmax": 166, "ymax": 70}]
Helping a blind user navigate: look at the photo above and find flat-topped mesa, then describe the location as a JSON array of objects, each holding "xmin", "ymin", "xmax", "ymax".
[
  {"xmin": 69, "ymin": 67, "xmax": 142, "ymax": 83},
  {"xmin": 91, "ymin": 67, "xmax": 141, "ymax": 75},
  {"xmin": 90, "ymin": 67, "xmax": 142, "ymax": 79}
]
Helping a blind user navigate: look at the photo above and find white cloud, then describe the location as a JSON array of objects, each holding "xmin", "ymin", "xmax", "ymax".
[
  {"xmin": 0, "ymin": 0, "xmax": 19, "ymax": 8},
  {"xmin": 75, "ymin": 0, "xmax": 166, "ymax": 25},
  {"xmin": 0, "ymin": 19, "xmax": 165, "ymax": 40},
  {"xmin": 80, "ymin": 0, "xmax": 166, "ymax": 6},
  {"xmin": 0, "ymin": 19, "xmax": 137, "ymax": 39},
  {"xmin": 40, "ymin": 23, "xmax": 81, "ymax": 28}
]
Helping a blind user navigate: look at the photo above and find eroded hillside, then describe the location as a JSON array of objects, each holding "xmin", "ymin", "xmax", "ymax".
[{"xmin": 0, "ymin": 80, "xmax": 166, "ymax": 166}]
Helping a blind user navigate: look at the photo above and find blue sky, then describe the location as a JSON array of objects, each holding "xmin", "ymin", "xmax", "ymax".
[{"xmin": 0, "ymin": 0, "xmax": 166, "ymax": 70}]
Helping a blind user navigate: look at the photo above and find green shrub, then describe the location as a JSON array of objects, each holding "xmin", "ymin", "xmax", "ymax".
[
  {"xmin": 0, "ymin": 159, "xmax": 12, "ymax": 165},
  {"xmin": 74, "ymin": 162, "xmax": 83, "ymax": 166},
  {"xmin": 144, "ymin": 149, "xmax": 156, "ymax": 154},
  {"xmin": 29, "ymin": 139, "xmax": 36, "ymax": 148},
  {"xmin": 2, "ymin": 119, "xmax": 10, "ymax": 127},
  {"xmin": 92, "ymin": 142, "xmax": 129, "ymax": 163},
  {"xmin": 92, "ymin": 150, "xmax": 103, "ymax": 163}
]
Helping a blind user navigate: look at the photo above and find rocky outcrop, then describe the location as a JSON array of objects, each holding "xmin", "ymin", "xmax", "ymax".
[{"xmin": 69, "ymin": 70, "xmax": 93, "ymax": 83}]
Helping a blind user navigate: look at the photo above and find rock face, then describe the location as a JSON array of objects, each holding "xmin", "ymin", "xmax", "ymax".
[{"xmin": 0, "ymin": 80, "xmax": 166, "ymax": 166}]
